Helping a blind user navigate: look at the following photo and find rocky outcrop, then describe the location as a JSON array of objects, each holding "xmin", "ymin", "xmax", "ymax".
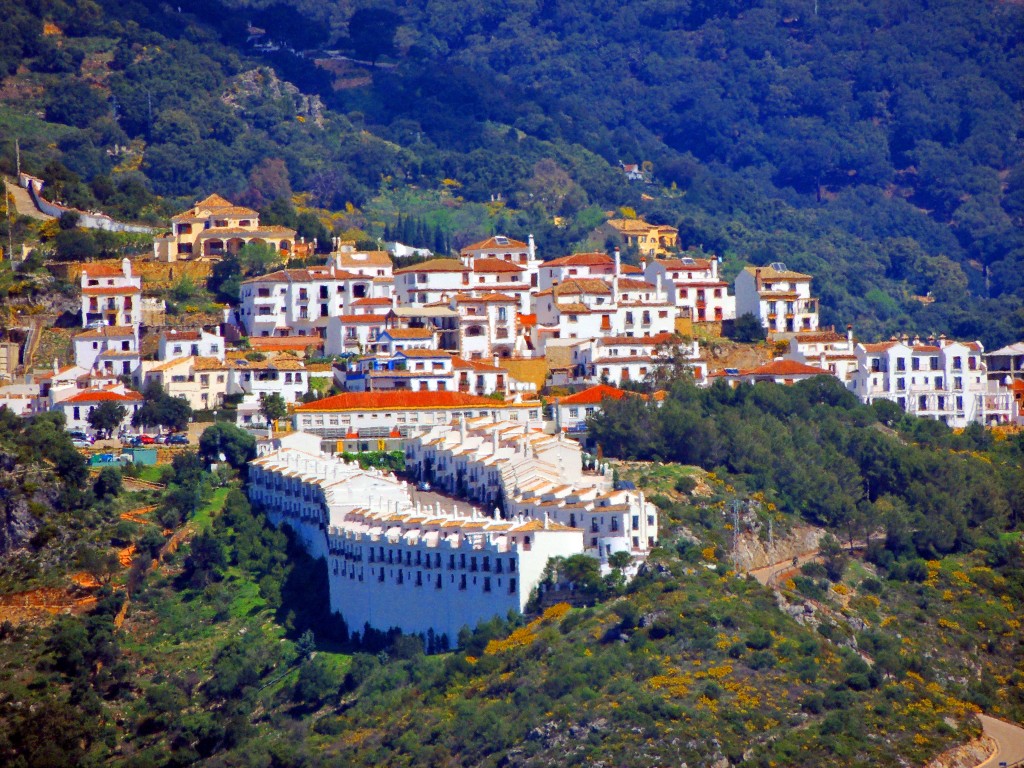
[
  {"xmin": 923, "ymin": 735, "xmax": 995, "ymax": 768},
  {"xmin": 733, "ymin": 524, "xmax": 824, "ymax": 572}
]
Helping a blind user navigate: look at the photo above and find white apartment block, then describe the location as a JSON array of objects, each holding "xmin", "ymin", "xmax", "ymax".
[
  {"xmin": 734, "ymin": 263, "xmax": 819, "ymax": 335},
  {"xmin": 460, "ymin": 235, "xmax": 541, "ymax": 289},
  {"xmin": 249, "ymin": 446, "xmax": 583, "ymax": 642},
  {"xmin": 568, "ymin": 333, "xmax": 706, "ymax": 386},
  {"xmin": 405, "ymin": 417, "xmax": 659, "ymax": 564},
  {"xmin": 850, "ymin": 337, "xmax": 990, "ymax": 427},
  {"xmin": 783, "ymin": 326, "xmax": 858, "ymax": 385},
  {"xmin": 394, "ymin": 258, "xmax": 533, "ymax": 312},
  {"xmin": 73, "ymin": 326, "xmax": 140, "ymax": 380},
  {"xmin": 643, "ymin": 255, "xmax": 735, "ymax": 323},
  {"xmin": 80, "ymin": 259, "xmax": 142, "ymax": 328},
  {"xmin": 292, "ymin": 391, "xmax": 543, "ymax": 441},
  {"xmin": 537, "ymin": 250, "xmax": 642, "ymax": 291},
  {"xmin": 449, "ymin": 293, "xmax": 519, "ymax": 359},
  {"xmin": 238, "ymin": 257, "xmax": 392, "ymax": 338},
  {"xmin": 158, "ymin": 328, "xmax": 225, "ymax": 362},
  {"xmin": 343, "ymin": 350, "xmax": 519, "ymax": 396}
]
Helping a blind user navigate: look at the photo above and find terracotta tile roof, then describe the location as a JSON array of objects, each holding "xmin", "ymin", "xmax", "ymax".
[
  {"xmin": 383, "ymin": 328, "xmax": 434, "ymax": 339},
  {"xmin": 860, "ymin": 342, "xmax": 898, "ymax": 353},
  {"xmin": 242, "ymin": 267, "xmax": 360, "ymax": 284},
  {"xmin": 739, "ymin": 360, "xmax": 827, "ymax": 377},
  {"xmin": 395, "ymin": 348, "xmax": 450, "ymax": 358},
  {"xmin": 471, "ymin": 258, "xmax": 524, "ymax": 273},
  {"xmin": 621, "ymin": 264, "xmax": 643, "ymax": 274},
  {"xmin": 393, "ymin": 258, "xmax": 468, "ymax": 274},
  {"xmin": 62, "ymin": 388, "xmax": 143, "ymax": 403},
  {"xmin": 146, "ymin": 356, "xmax": 192, "ymax": 373},
  {"xmin": 598, "ymin": 332, "xmax": 678, "ymax": 346},
  {"xmin": 80, "ymin": 262, "xmax": 129, "ymax": 277},
  {"xmin": 74, "ymin": 326, "xmax": 136, "ymax": 340},
  {"xmin": 518, "ymin": 313, "xmax": 537, "ymax": 327},
  {"xmin": 511, "ymin": 519, "xmax": 578, "ymax": 533},
  {"xmin": 616, "ymin": 278, "xmax": 658, "ymax": 291},
  {"xmin": 334, "ymin": 250, "xmax": 392, "ymax": 267},
  {"xmin": 452, "ymin": 292, "xmax": 517, "ymax": 303},
  {"xmin": 82, "ymin": 286, "xmax": 139, "ymax": 296},
  {"xmin": 462, "ymin": 235, "xmax": 528, "ymax": 252},
  {"xmin": 295, "ymin": 391, "xmax": 521, "ymax": 412},
  {"xmin": 549, "ymin": 279, "xmax": 612, "ymax": 296},
  {"xmin": 558, "ymin": 384, "xmax": 635, "ymax": 405},
  {"xmin": 95, "ymin": 350, "xmax": 140, "ymax": 359},
  {"xmin": 193, "ymin": 357, "xmax": 228, "ymax": 371},
  {"xmin": 337, "ymin": 314, "xmax": 388, "ymax": 324},
  {"xmin": 745, "ymin": 265, "xmax": 812, "ymax": 281},
  {"xmin": 353, "ymin": 297, "xmax": 393, "ymax": 306},
  {"xmin": 657, "ymin": 257, "xmax": 713, "ymax": 270},
  {"xmin": 794, "ymin": 330, "xmax": 846, "ymax": 343},
  {"xmin": 543, "ymin": 252, "xmax": 613, "ymax": 268},
  {"xmin": 555, "ymin": 302, "xmax": 594, "ymax": 314},
  {"xmin": 912, "ymin": 345, "xmax": 940, "ymax": 353},
  {"xmin": 249, "ymin": 336, "xmax": 323, "ymax": 351},
  {"xmin": 160, "ymin": 329, "xmax": 202, "ymax": 342},
  {"xmin": 451, "ymin": 357, "xmax": 506, "ymax": 372},
  {"xmin": 171, "ymin": 193, "xmax": 257, "ymax": 220}
]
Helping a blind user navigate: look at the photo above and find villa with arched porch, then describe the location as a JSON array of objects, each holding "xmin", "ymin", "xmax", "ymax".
[{"xmin": 153, "ymin": 193, "xmax": 297, "ymax": 262}]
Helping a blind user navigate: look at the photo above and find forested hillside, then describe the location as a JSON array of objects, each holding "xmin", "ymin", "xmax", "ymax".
[{"xmin": 1, "ymin": 0, "xmax": 1022, "ymax": 344}]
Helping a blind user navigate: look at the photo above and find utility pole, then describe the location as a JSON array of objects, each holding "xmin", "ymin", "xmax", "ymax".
[{"xmin": 730, "ymin": 499, "xmax": 741, "ymax": 571}]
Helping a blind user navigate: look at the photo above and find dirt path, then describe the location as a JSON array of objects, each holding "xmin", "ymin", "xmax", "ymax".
[
  {"xmin": 4, "ymin": 178, "xmax": 55, "ymax": 221},
  {"xmin": 977, "ymin": 714, "xmax": 1024, "ymax": 767}
]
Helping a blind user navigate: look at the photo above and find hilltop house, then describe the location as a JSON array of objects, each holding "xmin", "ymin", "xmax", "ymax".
[
  {"xmin": 153, "ymin": 193, "xmax": 297, "ymax": 261},
  {"xmin": 605, "ymin": 218, "xmax": 679, "ymax": 258}
]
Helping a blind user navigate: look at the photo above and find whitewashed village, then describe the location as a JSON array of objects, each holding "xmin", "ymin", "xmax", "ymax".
[{"xmin": 2, "ymin": 188, "xmax": 1023, "ymax": 641}]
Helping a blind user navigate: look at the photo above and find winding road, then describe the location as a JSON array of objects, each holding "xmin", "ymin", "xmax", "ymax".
[{"xmin": 977, "ymin": 714, "xmax": 1024, "ymax": 768}]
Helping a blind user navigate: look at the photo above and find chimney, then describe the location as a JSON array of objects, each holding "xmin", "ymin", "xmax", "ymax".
[
  {"xmin": 713, "ymin": 256, "xmax": 720, "ymax": 280},
  {"xmin": 528, "ymin": 234, "xmax": 536, "ymax": 262},
  {"xmin": 493, "ymin": 353, "xmax": 500, "ymax": 370},
  {"xmin": 614, "ymin": 248, "xmax": 621, "ymax": 277},
  {"xmin": 846, "ymin": 324, "xmax": 853, "ymax": 351},
  {"xmin": 656, "ymin": 273, "xmax": 663, "ymax": 300},
  {"xmin": 492, "ymin": 428, "xmax": 499, "ymax": 454},
  {"xmin": 122, "ymin": 257, "xmax": 131, "ymax": 278}
]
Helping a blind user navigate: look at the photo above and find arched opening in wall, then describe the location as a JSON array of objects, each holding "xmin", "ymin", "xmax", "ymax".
[
  {"xmin": 466, "ymin": 325, "xmax": 484, "ymax": 337},
  {"xmin": 226, "ymin": 237, "xmax": 246, "ymax": 254},
  {"xmin": 204, "ymin": 238, "xmax": 224, "ymax": 257},
  {"xmin": 493, "ymin": 346, "xmax": 512, "ymax": 358}
]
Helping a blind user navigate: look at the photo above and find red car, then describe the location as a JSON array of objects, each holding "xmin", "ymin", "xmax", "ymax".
[{"xmin": 135, "ymin": 434, "xmax": 156, "ymax": 445}]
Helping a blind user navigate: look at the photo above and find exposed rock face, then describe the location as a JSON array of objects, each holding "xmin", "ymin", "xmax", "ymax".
[
  {"xmin": 733, "ymin": 524, "xmax": 824, "ymax": 572},
  {"xmin": 923, "ymin": 736, "xmax": 994, "ymax": 768},
  {"xmin": 0, "ymin": 452, "xmax": 46, "ymax": 557}
]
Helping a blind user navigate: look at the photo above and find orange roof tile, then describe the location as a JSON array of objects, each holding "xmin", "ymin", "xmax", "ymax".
[
  {"xmin": 739, "ymin": 360, "xmax": 827, "ymax": 377},
  {"xmin": 462, "ymin": 235, "xmax": 528, "ymax": 252},
  {"xmin": 295, "ymin": 391, "xmax": 520, "ymax": 413},
  {"xmin": 81, "ymin": 262, "xmax": 130, "ymax": 277},
  {"xmin": 62, "ymin": 389, "xmax": 143, "ymax": 404},
  {"xmin": 82, "ymin": 286, "xmax": 140, "ymax": 296},
  {"xmin": 393, "ymin": 258, "xmax": 467, "ymax": 274},
  {"xmin": 383, "ymin": 328, "xmax": 434, "ymax": 339},
  {"xmin": 471, "ymin": 258, "xmax": 524, "ymax": 273},
  {"xmin": 543, "ymin": 252, "xmax": 613, "ymax": 268},
  {"xmin": 558, "ymin": 384, "xmax": 635, "ymax": 405}
]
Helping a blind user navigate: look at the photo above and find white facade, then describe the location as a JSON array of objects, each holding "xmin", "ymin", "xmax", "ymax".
[
  {"xmin": 141, "ymin": 356, "xmax": 230, "ymax": 411},
  {"xmin": 51, "ymin": 386, "xmax": 143, "ymax": 434},
  {"xmin": 569, "ymin": 333, "xmax": 705, "ymax": 386},
  {"xmin": 734, "ymin": 263, "xmax": 819, "ymax": 335},
  {"xmin": 460, "ymin": 235, "xmax": 540, "ymax": 290},
  {"xmin": 293, "ymin": 391, "xmax": 543, "ymax": 440},
  {"xmin": 851, "ymin": 337, "xmax": 989, "ymax": 426},
  {"xmin": 249, "ymin": 446, "xmax": 584, "ymax": 642},
  {"xmin": 405, "ymin": 417, "xmax": 659, "ymax": 564},
  {"xmin": 644, "ymin": 255, "xmax": 735, "ymax": 322},
  {"xmin": 450, "ymin": 293, "xmax": 519, "ymax": 359},
  {"xmin": 158, "ymin": 328, "xmax": 225, "ymax": 362},
  {"xmin": 783, "ymin": 326, "xmax": 858, "ymax": 386},
  {"xmin": 80, "ymin": 259, "xmax": 143, "ymax": 328},
  {"xmin": 73, "ymin": 326, "xmax": 140, "ymax": 379},
  {"xmin": 238, "ymin": 257, "xmax": 392, "ymax": 338}
]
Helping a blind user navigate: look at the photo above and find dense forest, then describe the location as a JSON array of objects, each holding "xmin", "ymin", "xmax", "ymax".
[{"xmin": 0, "ymin": 0, "xmax": 1021, "ymax": 344}]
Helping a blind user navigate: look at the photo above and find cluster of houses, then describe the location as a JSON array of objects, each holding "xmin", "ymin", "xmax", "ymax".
[
  {"xmin": 0, "ymin": 191, "xmax": 1021, "ymax": 438},
  {"xmin": 249, "ymin": 411, "xmax": 656, "ymax": 641}
]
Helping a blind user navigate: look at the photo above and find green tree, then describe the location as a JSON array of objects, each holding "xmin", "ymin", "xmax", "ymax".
[
  {"xmin": 93, "ymin": 466, "xmax": 122, "ymax": 499},
  {"xmin": 259, "ymin": 392, "xmax": 288, "ymax": 427},
  {"xmin": 729, "ymin": 313, "xmax": 766, "ymax": 343},
  {"xmin": 87, "ymin": 401, "xmax": 127, "ymax": 438},
  {"xmin": 199, "ymin": 423, "xmax": 256, "ymax": 469}
]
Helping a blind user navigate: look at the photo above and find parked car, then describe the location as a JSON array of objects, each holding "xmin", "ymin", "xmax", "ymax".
[
  {"xmin": 69, "ymin": 430, "xmax": 93, "ymax": 443},
  {"xmin": 153, "ymin": 434, "xmax": 168, "ymax": 444},
  {"xmin": 72, "ymin": 439, "xmax": 92, "ymax": 449},
  {"xmin": 135, "ymin": 434, "xmax": 156, "ymax": 445},
  {"xmin": 167, "ymin": 434, "xmax": 189, "ymax": 445}
]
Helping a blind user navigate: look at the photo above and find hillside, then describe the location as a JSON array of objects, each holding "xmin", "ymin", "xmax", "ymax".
[{"xmin": 0, "ymin": 0, "xmax": 1022, "ymax": 345}]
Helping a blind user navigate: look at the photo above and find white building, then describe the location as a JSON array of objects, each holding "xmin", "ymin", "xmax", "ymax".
[
  {"xmin": 292, "ymin": 391, "xmax": 543, "ymax": 441},
  {"xmin": 80, "ymin": 259, "xmax": 143, "ymax": 328},
  {"xmin": 537, "ymin": 251, "xmax": 641, "ymax": 292},
  {"xmin": 643, "ymin": 254, "xmax": 735, "ymax": 323},
  {"xmin": 850, "ymin": 337, "xmax": 990, "ymax": 426},
  {"xmin": 449, "ymin": 293, "xmax": 520, "ymax": 359},
  {"xmin": 783, "ymin": 326, "xmax": 858, "ymax": 385},
  {"xmin": 52, "ymin": 386, "xmax": 143, "ymax": 435},
  {"xmin": 394, "ymin": 257, "xmax": 533, "ymax": 313},
  {"xmin": 73, "ymin": 326, "xmax": 140, "ymax": 380},
  {"xmin": 706, "ymin": 359, "xmax": 830, "ymax": 388},
  {"xmin": 405, "ymin": 417, "xmax": 659, "ymax": 563},
  {"xmin": 249, "ymin": 445, "xmax": 583, "ymax": 643},
  {"xmin": 734, "ymin": 263, "xmax": 819, "ymax": 335},
  {"xmin": 140, "ymin": 356, "xmax": 230, "ymax": 411},
  {"xmin": 460, "ymin": 234, "xmax": 540, "ymax": 289},
  {"xmin": 158, "ymin": 328, "xmax": 225, "ymax": 362},
  {"xmin": 238, "ymin": 258, "xmax": 391, "ymax": 338},
  {"xmin": 567, "ymin": 333, "xmax": 706, "ymax": 387},
  {"xmin": 343, "ymin": 350, "xmax": 520, "ymax": 396}
]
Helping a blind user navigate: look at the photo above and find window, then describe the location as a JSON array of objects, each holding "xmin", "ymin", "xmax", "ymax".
[
  {"xmin": 568, "ymin": 407, "xmax": 579, "ymax": 418},
  {"xmin": 912, "ymin": 358, "xmax": 920, "ymax": 371},
  {"xmin": 896, "ymin": 358, "xmax": 906, "ymax": 371}
]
